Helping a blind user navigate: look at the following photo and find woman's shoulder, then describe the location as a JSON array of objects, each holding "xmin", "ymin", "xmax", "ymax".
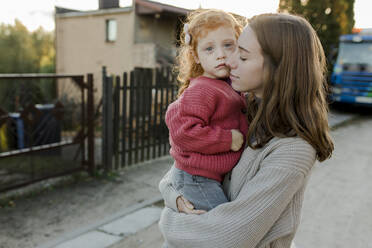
[
  {"xmin": 268, "ymin": 136, "xmax": 315, "ymax": 151},
  {"xmin": 259, "ymin": 136, "xmax": 316, "ymax": 175},
  {"xmin": 240, "ymin": 136, "xmax": 316, "ymax": 165},
  {"xmin": 240, "ymin": 136, "xmax": 315, "ymax": 158}
]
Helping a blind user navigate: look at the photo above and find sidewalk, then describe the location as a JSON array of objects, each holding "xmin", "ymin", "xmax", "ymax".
[
  {"xmin": 36, "ymin": 109, "xmax": 359, "ymax": 248},
  {"xmin": 35, "ymin": 156, "xmax": 172, "ymax": 248}
]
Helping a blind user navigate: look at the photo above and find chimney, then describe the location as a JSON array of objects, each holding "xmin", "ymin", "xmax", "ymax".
[{"xmin": 99, "ymin": 0, "xmax": 119, "ymax": 9}]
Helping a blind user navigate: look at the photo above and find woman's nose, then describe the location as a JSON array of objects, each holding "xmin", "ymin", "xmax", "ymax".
[{"xmin": 226, "ymin": 53, "xmax": 237, "ymax": 69}]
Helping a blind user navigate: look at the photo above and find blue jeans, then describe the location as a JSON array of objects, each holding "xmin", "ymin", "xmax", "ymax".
[{"xmin": 171, "ymin": 167, "xmax": 228, "ymax": 211}]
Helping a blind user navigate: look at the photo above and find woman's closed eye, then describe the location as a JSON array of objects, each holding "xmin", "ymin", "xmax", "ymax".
[
  {"xmin": 224, "ymin": 42, "xmax": 235, "ymax": 49},
  {"xmin": 240, "ymin": 56, "xmax": 247, "ymax": 61}
]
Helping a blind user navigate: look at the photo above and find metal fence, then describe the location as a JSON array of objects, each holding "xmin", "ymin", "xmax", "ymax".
[
  {"xmin": 102, "ymin": 67, "xmax": 178, "ymax": 170},
  {"xmin": 0, "ymin": 74, "xmax": 95, "ymax": 192}
]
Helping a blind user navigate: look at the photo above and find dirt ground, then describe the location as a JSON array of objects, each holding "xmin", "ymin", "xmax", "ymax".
[{"xmin": 0, "ymin": 156, "xmax": 172, "ymax": 248}]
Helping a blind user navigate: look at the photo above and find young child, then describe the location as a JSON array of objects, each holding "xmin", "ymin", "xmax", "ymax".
[{"xmin": 165, "ymin": 9, "xmax": 249, "ymax": 211}]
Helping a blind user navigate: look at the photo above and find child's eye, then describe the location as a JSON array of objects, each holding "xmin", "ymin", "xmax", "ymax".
[
  {"xmin": 205, "ymin": 47, "xmax": 213, "ymax": 51},
  {"xmin": 225, "ymin": 43, "xmax": 233, "ymax": 48}
]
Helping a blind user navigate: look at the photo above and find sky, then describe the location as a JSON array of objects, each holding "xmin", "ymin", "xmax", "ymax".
[{"xmin": 0, "ymin": 0, "xmax": 370, "ymax": 32}]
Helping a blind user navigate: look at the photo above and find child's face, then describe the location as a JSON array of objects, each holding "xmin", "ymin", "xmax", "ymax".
[{"xmin": 194, "ymin": 26, "xmax": 237, "ymax": 79}]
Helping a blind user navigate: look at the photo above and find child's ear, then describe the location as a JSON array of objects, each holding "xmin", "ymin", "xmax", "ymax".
[{"xmin": 191, "ymin": 50, "xmax": 200, "ymax": 64}]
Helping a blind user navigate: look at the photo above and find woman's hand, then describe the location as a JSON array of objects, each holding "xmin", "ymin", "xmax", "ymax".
[{"xmin": 176, "ymin": 196, "xmax": 206, "ymax": 214}]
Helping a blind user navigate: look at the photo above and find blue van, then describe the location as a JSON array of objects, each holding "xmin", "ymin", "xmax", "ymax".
[{"xmin": 330, "ymin": 29, "xmax": 372, "ymax": 105}]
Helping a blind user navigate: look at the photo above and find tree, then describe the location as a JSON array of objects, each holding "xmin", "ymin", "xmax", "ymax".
[
  {"xmin": 31, "ymin": 27, "xmax": 56, "ymax": 74},
  {"xmin": 279, "ymin": 0, "xmax": 355, "ymax": 69},
  {"xmin": 0, "ymin": 20, "xmax": 55, "ymax": 111},
  {"xmin": 31, "ymin": 27, "xmax": 56, "ymax": 102},
  {"xmin": 0, "ymin": 20, "xmax": 38, "ymax": 73}
]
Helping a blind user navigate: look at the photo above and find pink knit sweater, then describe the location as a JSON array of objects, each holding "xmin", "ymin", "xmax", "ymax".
[{"xmin": 165, "ymin": 76, "xmax": 249, "ymax": 182}]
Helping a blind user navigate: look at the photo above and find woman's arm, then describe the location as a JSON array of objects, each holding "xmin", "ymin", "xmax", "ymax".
[
  {"xmin": 159, "ymin": 140, "xmax": 316, "ymax": 248},
  {"xmin": 158, "ymin": 167, "xmax": 181, "ymax": 212},
  {"xmin": 159, "ymin": 167, "xmax": 208, "ymax": 214}
]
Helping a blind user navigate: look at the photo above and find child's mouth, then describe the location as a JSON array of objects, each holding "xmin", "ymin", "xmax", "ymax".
[{"xmin": 216, "ymin": 63, "xmax": 226, "ymax": 69}]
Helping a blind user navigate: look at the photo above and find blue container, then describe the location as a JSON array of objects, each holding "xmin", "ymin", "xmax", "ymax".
[
  {"xmin": 9, "ymin": 113, "xmax": 25, "ymax": 149},
  {"xmin": 34, "ymin": 104, "xmax": 61, "ymax": 146}
]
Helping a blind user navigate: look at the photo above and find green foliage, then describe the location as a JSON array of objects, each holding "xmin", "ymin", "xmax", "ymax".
[
  {"xmin": 92, "ymin": 169, "xmax": 120, "ymax": 181},
  {"xmin": 0, "ymin": 19, "xmax": 55, "ymax": 74},
  {"xmin": 0, "ymin": 20, "xmax": 56, "ymax": 111},
  {"xmin": 278, "ymin": 0, "xmax": 355, "ymax": 69}
]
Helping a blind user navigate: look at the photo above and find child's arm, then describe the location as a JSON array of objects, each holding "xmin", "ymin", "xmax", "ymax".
[{"xmin": 166, "ymin": 84, "xmax": 233, "ymax": 155}]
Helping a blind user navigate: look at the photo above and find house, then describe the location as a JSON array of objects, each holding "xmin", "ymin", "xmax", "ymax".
[{"xmin": 55, "ymin": 0, "xmax": 190, "ymax": 97}]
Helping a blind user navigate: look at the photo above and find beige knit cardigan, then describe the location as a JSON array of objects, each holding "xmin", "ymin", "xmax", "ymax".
[{"xmin": 159, "ymin": 137, "xmax": 316, "ymax": 248}]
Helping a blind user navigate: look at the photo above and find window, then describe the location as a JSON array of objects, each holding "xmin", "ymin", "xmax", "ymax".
[
  {"xmin": 337, "ymin": 42, "xmax": 372, "ymax": 65},
  {"xmin": 106, "ymin": 19, "xmax": 117, "ymax": 42}
]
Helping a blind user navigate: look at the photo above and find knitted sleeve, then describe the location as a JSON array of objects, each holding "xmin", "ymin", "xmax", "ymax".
[
  {"xmin": 158, "ymin": 166, "xmax": 181, "ymax": 212},
  {"xmin": 159, "ymin": 140, "xmax": 316, "ymax": 248},
  {"xmin": 167, "ymin": 83, "xmax": 232, "ymax": 154}
]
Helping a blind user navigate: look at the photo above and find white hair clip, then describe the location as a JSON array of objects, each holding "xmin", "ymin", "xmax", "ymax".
[{"xmin": 183, "ymin": 24, "xmax": 191, "ymax": 45}]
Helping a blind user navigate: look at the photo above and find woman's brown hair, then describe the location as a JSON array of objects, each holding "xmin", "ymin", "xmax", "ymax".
[{"xmin": 246, "ymin": 13, "xmax": 334, "ymax": 161}]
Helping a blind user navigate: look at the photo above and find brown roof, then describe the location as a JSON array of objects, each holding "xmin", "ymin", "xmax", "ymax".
[{"xmin": 135, "ymin": 0, "xmax": 190, "ymax": 16}]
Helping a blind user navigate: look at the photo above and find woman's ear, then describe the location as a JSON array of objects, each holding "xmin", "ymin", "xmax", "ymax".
[{"xmin": 191, "ymin": 50, "xmax": 200, "ymax": 64}]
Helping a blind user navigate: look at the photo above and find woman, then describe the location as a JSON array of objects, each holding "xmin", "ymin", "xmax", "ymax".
[{"xmin": 159, "ymin": 13, "xmax": 334, "ymax": 248}]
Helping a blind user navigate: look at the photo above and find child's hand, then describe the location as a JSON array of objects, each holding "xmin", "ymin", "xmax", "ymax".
[
  {"xmin": 231, "ymin": 129, "xmax": 244, "ymax": 151},
  {"xmin": 176, "ymin": 196, "xmax": 206, "ymax": 214}
]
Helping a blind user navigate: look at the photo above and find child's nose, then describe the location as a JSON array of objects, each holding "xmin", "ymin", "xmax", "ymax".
[{"xmin": 216, "ymin": 47, "xmax": 226, "ymax": 59}]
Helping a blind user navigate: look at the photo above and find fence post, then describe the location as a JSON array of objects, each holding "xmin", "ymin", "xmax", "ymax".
[
  {"xmin": 87, "ymin": 73, "xmax": 95, "ymax": 175},
  {"xmin": 121, "ymin": 72, "xmax": 128, "ymax": 167},
  {"xmin": 113, "ymin": 75, "xmax": 120, "ymax": 169},
  {"xmin": 102, "ymin": 66, "xmax": 113, "ymax": 172},
  {"xmin": 102, "ymin": 67, "xmax": 106, "ymax": 171}
]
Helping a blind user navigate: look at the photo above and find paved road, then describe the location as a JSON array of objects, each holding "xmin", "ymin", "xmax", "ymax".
[
  {"xmin": 114, "ymin": 111, "xmax": 372, "ymax": 248},
  {"xmin": 294, "ymin": 115, "xmax": 372, "ymax": 248}
]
